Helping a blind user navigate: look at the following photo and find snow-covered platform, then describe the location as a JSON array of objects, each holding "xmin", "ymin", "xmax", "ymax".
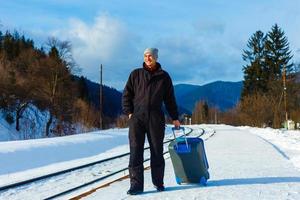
[{"xmin": 85, "ymin": 125, "xmax": 300, "ymax": 200}]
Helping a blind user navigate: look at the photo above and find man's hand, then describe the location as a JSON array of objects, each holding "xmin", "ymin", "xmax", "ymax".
[
  {"xmin": 173, "ymin": 120, "xmax": 180, "ymax": 128},
  {"xmin": 128, "ymin": 113, "xmax": 132, "ymax": 119}
]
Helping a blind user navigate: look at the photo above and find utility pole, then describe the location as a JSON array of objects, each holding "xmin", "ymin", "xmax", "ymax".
[
  {"xmin": 214, "ymin": 109, "xmax": 217, "ymax": 124},
  {"xmin": 283, "ymin": 65, "xmax": 288, "ymax": 122},
  {"xmin": 100, "ymin": 64, "xmax": 103, "ymax": 130}
]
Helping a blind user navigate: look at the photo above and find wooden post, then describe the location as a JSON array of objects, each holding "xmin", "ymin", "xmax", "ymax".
[
  {"xmin": 100, "ymin": 64, "xmax": 103, "ymax": 130},
  {"xmin": 283, "ymin": 65, "xmax": 288, "ymax": 122}
]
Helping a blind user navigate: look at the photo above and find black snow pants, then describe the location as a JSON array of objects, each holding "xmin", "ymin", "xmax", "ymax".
[{"xmin": 128, "ymin": 110, "xmax": 165, "ymax": 190}]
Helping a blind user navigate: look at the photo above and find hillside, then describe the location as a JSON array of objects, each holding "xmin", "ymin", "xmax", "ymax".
[
  {"xmin": 84, "ymin": 78, "xmax": 123, "ymax": 118},
  {"xmin": 80, "ymin": 79, "xmax": 243, "ymax": 117},
  {"xmin": 175, "ymin": 81, "xmax": 243, "ymax": 113}
]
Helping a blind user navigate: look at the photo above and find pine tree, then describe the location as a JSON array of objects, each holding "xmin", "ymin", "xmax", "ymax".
[
  {"xmin": 240, "ymin": 24, "xmax": 295, "ymax": 128},
  {"xmin": 242, "ymin": 30, "xmax": 267, "ymax": 97},
  {"xmin": 265, "ymin": 24, "xmax": 293, "ymax": 82},
  {"xmin": 77, "ymin": 76, "xmax": 89, "ymax": 101},
  {"xmin": 0, "ymin": 31, "xmax": 38, "ymax": 131}
]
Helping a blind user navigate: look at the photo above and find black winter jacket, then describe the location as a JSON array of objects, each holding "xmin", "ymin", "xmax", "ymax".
[{"xmin": 122, "ymin": 63, "xmax": 179, "ymax": 120}]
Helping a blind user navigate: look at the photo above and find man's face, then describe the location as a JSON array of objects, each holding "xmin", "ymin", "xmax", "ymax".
[{"xmin": 144, "ymin": 53, "xmax": 157, "ymax": 68}]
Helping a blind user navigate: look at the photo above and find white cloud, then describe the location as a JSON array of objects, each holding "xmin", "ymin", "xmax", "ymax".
[
  {"xmin": 49, "ymin": 14, "xmax": 138, "ymax": 84},
  {"xmin": 68, "ymin": 14, "xmax": 127, "ymax": 61},
  {"xmin": 46, "ymin": 13, "xmax": 245, "ymax": 89},
  {"xmin": 153, "ymin": 29, "xmax": 244, "ymax": 86}
]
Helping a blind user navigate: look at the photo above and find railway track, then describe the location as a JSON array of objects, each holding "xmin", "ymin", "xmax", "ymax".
[
  {"xmin": 0, "ymin": 126, "xmax": 209, "ymax": 200},
  {"xmin": 70, "ymin": 127, "xmax": 211, "ymax": 200}
]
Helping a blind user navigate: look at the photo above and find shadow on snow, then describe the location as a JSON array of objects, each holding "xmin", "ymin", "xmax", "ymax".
[
  {"xmin": 140, "ymin": 176, "xmax": 300, "ymax": 194},
  {"xmin": 207, "ymin": 176, "xmax": 300, "ymax": 187}
]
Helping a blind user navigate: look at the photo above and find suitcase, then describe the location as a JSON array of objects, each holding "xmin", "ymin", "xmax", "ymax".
[{"xmin": 168, "ymin": 127, "xmax": 210, "ymax": 185}]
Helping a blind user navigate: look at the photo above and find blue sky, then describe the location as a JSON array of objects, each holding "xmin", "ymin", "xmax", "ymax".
[{"xmin": 1, "ymin": 0, "xmax": 300, "ymax": 89}]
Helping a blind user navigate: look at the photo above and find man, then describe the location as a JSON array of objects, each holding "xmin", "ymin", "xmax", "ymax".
[{"xmin": 122, "ymin": 47, "xmax": 180, "ymax": 195}]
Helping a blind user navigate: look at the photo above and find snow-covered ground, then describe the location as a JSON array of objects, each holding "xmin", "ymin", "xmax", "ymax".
[
  {"xmin": 239, "ymin": 126, "xmax": 300, "ymax": 170},
  {"xmin": 0, "ymin": 128, "xmax": 129, "ymax": 176},
  {"xmin": 0, "ymin": 107, "xmax": 50, "ymax": 141},
  {"xmin": 0, "ymin": 124, "xmax": 300, "ymax": 199}
]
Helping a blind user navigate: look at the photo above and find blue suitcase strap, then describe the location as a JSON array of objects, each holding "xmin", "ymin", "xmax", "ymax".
[
  {"xmin": 175, "ymin": 143, "xmax": 191, "ymax": 153},
  {"xmin": 174, "ymin": 137, "xmax": 202, "ymax": 153},
  {"xmin": 172, "ymin": 127, "xmax": 188, "ymax": 150}
]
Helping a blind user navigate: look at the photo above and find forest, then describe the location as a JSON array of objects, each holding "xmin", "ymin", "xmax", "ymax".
[{"xmin": 0, "ymin": 30, "xmax": 106, "ymax": 137}]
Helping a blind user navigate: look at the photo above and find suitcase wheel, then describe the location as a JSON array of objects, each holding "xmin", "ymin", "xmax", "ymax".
[
  {"xmin": 200, "ymin": 176, "xmax": 207, "ymax": 186},
  {"xmin": 176, "ymin": 176, "xmax": 182, "ymax": 185}
]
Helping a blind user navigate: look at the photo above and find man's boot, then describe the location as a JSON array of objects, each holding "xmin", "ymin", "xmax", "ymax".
[{"xmin": 127, "ymin": 166, "xmax": 144, "ymax": 195}]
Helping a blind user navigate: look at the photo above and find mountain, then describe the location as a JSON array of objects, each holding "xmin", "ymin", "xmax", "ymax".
[
  {"xmin": 85, "ymin": 79, "xmax": 123, "ymax": 118},
  {"xmin": 84, "ymin": 79, "xmax": 191, "ymax": 118},
  {"xmin": 78, "ymin": 77, "xmax": 243, "ymax": 117},
  {"xmin": 174, "ymin": 81, "xmax": 243, "ymax": 113},
  {"xmin": 73, "ymin": 76, "xmax": 123, "ymax": 118}
]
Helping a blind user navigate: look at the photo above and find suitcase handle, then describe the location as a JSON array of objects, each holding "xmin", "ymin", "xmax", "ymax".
[
  {"xmin": 171, "ymin": 127, "xmax": 185, "ymax": 139},
  {"xmin": 171, "ymin": 127, "xmax": 189, "ymax": 150}
]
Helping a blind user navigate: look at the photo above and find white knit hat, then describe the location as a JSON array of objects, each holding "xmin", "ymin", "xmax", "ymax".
[{"xmin": 144, "ymin": 48, "xmax": 158, "ymax": 60}]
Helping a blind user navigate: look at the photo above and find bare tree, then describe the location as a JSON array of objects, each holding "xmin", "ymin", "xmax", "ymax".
[
  {"xmin": 192, "ymin": 100, "xmax": 209, "ymax": 124},
  {"xmin": 35, "ymin": 41, "xmax": 75, "ymax": 136},
  {"xmin": 238, "ymin": 93, "xmax": 274, "ymax": 127}
]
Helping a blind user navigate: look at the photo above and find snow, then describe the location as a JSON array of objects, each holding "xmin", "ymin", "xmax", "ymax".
[
  {"xmin": 0, "ymin": 106, "xmax": 50, "ymax": 141},
  {"xmin": 0, "ymin": 124, "xmax": 300, "ymax": 199},
  {"xmin": 0, "ymin": 117, "xmax": 17, "ymax": 141},
  {"xmin": 0, "ymin": 128, "xmax": 130, "ymax": 181},
  {"xmin": 238, "ymin": 126, "xmax": 300, "ymax": 170},
  {"xmin": 85, "ymin": 125, "xmax": 300, "ymax": 200}
]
